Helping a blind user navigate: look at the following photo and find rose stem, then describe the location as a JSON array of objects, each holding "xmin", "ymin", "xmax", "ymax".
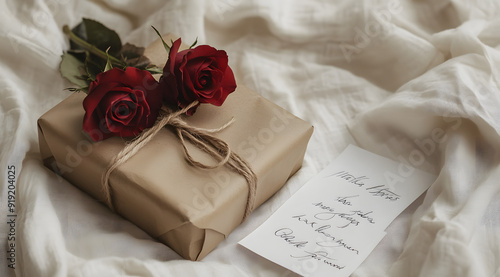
[{"xmin": 62, "ymin": 25, "xmax": 125, "ymax": 67}]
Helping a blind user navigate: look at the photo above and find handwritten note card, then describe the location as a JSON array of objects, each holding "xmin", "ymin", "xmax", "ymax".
[{"xmin": 240, "ymin": 145, "xmax": 436, "ymax": 277}]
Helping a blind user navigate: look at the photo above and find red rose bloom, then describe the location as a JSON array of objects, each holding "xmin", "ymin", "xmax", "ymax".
[
  {"xmin": 160, "ymin": 38, "xmax": 237, "ymax": 114},
  {"xmin": 82, "ymin": 67, "xmax": 162, "ymax": 141}
]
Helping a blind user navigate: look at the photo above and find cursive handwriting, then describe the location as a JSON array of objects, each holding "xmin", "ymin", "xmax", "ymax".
[
  {"xmin": 352, "ymin": 210, "xmax": 375, "ymax": 224},
  {"xmin": 314, "ymin": 225, "xmax": 360, "ymax": 254},
  {"xmin": 314, "ymin": 211, "xmax": 360, "ymax": 228},
  {"xmin": 312, "ymin": 202, "xmax": 375, "ymax": 227},
  {"xmin": 365, "ymin": 185, "xmax": 400, "ymax": 201},
  {"xmin": 327, "ymin": 171, "xmax": 368, "ymax": 187},
  {"xmin": 291, "ymin": 250, "xmax": 345, "ymax": 270},
  {"xmin": 274, "ymin": 228, "xmax": 308, "ymax": 248},
  {"xmin": 292, "ymin": 214, "xmax": 318, "ymax": 228},
  {"xmin": 335, "ymin": 195, "xmax": 358, "ymax": 206},
  {"xmin": 317, "ymin": 238, "xmax": 360, "ymax": 255},
  {"xmin": 313, "ymin": 202, "xmax": 335, "ymax": 213},
  {"xmin": 328, "ymin": 171, "xmax": 401, "ymax": 202}
]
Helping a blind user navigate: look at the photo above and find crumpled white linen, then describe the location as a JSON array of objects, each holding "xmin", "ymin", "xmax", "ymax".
[{"xmin": 1, "ymin": 0, "xmax": 499, "ymax": 276}]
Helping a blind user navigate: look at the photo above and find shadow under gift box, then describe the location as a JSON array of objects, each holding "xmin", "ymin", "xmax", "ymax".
[{"xmin": 37, "ymin": 34, "xmax": 313, "ymax": 261}]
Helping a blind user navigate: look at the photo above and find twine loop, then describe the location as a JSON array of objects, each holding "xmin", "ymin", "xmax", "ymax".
[{"xmin": 101, "ymin": 101, "xmax": 257, "ymax": 221}]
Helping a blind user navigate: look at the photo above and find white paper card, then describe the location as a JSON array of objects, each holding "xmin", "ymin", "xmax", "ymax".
[{"xmin": 240, "ymin": 145, "xmax": 436, "ymax": 277}]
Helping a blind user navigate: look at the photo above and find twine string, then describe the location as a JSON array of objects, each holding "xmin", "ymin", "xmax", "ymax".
[{"xmin": 100, "ymin": 101, "xmax": 257, "ymax": 221}]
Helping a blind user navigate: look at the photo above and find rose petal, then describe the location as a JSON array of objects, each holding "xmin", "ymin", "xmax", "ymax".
[
  {"xmin": 161, "ymin": 38, "xmax": 183, "ymax": 106},
  {"xmin": 98, "ymin": 67, "xmax": 160, "ymax": 112},
  {"xmin": 212, "ymin": 50, "xmax": 229, "ymax": 71},
  {"xmin": 102, "ymin": 90, "xmax": 141, "ymax": 130},
  {"xmin": 141, "ymin": 89, "xmax": 161, "ymax": 127},
  {"xmin": 122, "ymin": 105, "xmax": 143, "ymax": 131},
  {"xmin": 192, "ymin": 58, "xmax": 215, "ymax": 89},
  {"xmin": 183, "ymin": 58, "xmax": 207, "ymax": 91},
  {"xmin": 168, "ymin": 39, "xmax": 182, "ymax": 74},
  {"xmin": 111, "ymin": 100, "xmax": 137, "ymax": 126},
  {"xmin": 82, "ymin": 67, "xmax": 162, "ymax": 140},
  {"xmin": 118, "ymin": 105, "xmax": 145, "ymax": 137},
  {"xmin": 83, "ymin": 81, "xmax": 121, "ymax": 116},
  {"xmin": 185, "ymin": 45, "xmax": 218, "ymax": 60},
  {"xmin": 221, "ymin": 65, "xmax": 237, "ymax": 92},
  {"xmin": 196, "ymin": 71, "xmax": 212, "ymax": 89},
  {"xmin": 177, "ymin": 51, "xmax": 197, "ymax": 104},
  {"xmin": 97, "ymin": 89, "xmax": 132, "ymax": 115},
  {"xmin": 195, "ymin": 69, "xmax": 223, "ymax": 101},
  {"xmin": 113, "ymin": 102, "xmax": 132, "ymax": 119},
  {"xmin": 132, "ymin": 89, "xmax": 152, "ymax": 124},
  {"xmin": 157, "ymin": 41, "xmax": 236, "ymax": 113},
  {"xmin": 105, "ymin": 106, "xmax": 124, "ymax": 133},
  {"xmin": 83, "ymin": 82, "xmax": 124, "ymax": 139},
  {"xmin": 214, "ymin": 66, "xmax": 237, "ymax": 106}
]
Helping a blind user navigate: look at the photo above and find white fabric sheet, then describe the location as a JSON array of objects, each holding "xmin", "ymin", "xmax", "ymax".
[{"xmin": 1, "ymin": 0, "xmax": 500, "ymax": 276}]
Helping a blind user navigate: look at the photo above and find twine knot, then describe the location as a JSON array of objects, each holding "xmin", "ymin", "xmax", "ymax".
[{"xmin": 101, "ymin": 101, "xmax": 257, "ymax": 221}]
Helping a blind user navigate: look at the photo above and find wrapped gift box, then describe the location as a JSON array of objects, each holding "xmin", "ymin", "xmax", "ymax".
[{"xmin": 37, "ymin": 35, "xmax": 313, "ymax": 260}]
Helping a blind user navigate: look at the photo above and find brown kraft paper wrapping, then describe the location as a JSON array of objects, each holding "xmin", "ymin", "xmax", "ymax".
[{"xmin": 37, "ymin": 34, "xmax": 313, "ymax": 261}]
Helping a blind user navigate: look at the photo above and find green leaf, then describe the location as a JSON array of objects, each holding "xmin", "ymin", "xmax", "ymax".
[
  {"xmin": 67, "ymin": 49, "xmax": 86, "ymax": 63},
  {"xmin": 71, "ymin": 18, "xmax": 122, "ymax": 57},
  {"xmin": 104, "ymin": 47, "xmax": 113, "ymax": 72},
  {"xmin": 84, "ymin": 53, "xmax": 103, "ymax": 81},
  {"xmin": 120, "ymin": 43, "xmax": 145, "ymax": 59},
  {"xmin": 64, "ymin": 24, "xmax": 125, "ymax": 68},
  {"xmin": 126, "ymin": 55, "xmax": 151, "ymax": 69},
  {"xmin": 189, "ymin": 37, "xmax": 198, "ymax": 49},
  {"xmin": 65, "ymin": 87, "xmax": 89, "ymax": 93},
  {"xmin": 145, "ymin": 67, "xmax": 163, "ymax": 75},
  {"xmin": 69, "ymin": 22, "xmax": 87, "ymax": 52},
  {"xmin": 119, "ymin": 43, "xmax": 151, "ymax": 68},
  {"xmin": 151, "ymin": 26, "xmax": 170, "ymax": 53},
  {"xmin": 60, "ymin": 53, "xmax": 90, "ymax": 88}
]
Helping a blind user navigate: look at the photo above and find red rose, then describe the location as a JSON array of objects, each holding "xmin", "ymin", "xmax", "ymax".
[
  {"xmin": 160, "ymin": 38, "xmax": 237, "ymax": 114},
  {"xmin": 82, "ymin": 67, "xmax": 162, "ymax": 141}
]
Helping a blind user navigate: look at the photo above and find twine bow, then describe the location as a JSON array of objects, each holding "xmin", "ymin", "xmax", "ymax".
[{"xmin": 101, "ymin": 101, "xmax": 257, "ymax": 221}]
